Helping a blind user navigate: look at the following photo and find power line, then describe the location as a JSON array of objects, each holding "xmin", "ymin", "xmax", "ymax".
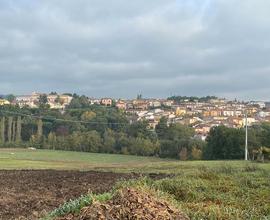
[
  {"xmin": 0, "ymin": 109, "xmax": 176, "ymax": 127},
  {"xmin": 0, "ymin": 110, "xmax": 129, "ymax": 125}
]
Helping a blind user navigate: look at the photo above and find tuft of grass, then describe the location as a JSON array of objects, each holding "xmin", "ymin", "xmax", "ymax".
[
  {"xmin": 215, "ymin": 164, "xmax": 235, "ymax": 174},
  {"xmin": 41, "ymin": 195, "xmax": 92, "ymax": 220},
  {"xmin": 41, "ymin": 192, "xmax": 113, "ymax": 220},
  {"xmin": 243, "ymin": 163, "xmax": 262, "ymax": 172},
  {"xmin": 93, "ymin": 192, "xmax": 113, "ymax": 203}
]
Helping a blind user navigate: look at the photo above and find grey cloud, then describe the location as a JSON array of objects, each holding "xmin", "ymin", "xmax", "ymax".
[{"xmin": 0, "ymin": 0, "xmax": 269, "ymax": 100}]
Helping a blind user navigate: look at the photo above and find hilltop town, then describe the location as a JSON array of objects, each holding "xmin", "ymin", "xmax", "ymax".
[{"xmin": 1, "ymin": 92, "xmax": 269, "ymax": 141}]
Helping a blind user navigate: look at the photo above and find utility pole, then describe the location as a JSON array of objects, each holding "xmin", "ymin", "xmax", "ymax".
[{"xmin": 245, "ymin": 111, "xmax": 248, "ymax": 161}]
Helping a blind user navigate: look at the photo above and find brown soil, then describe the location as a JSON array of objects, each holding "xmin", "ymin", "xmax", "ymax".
[
  {"xmin": 57, "ymin": 188, "xmax": 189, "ymax": 220},
  {"xmin": 0, "ymin": 170, "xmax": 143, "ymax": 220}
]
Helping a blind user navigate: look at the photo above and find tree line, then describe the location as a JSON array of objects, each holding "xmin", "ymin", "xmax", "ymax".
[
  {"xmin": 167, "ymin": 95, "xmax": 218, "ymax": 103},
  {"xmin": 204, "ymin": 125, "xmax": 270, "ymax": 161}
]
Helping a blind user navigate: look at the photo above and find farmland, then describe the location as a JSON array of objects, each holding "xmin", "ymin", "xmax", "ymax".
[
  {"xmin": 0, "ymin": 148, "xmax": 168, "ymax": 171},
  {"xmin": 0, "ymin": 148, "xmax": 269, "ymax": 219},
  {"xmin": 0, "ymin": 170, "xmax": 140, "ymax": 219}
]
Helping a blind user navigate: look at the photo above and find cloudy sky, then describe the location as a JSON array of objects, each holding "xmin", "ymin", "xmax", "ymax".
[{"xmin": 0, "ymin": 0, "xmax": 269, "ymax": 100}]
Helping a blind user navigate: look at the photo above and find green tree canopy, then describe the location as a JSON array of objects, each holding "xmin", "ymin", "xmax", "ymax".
[{"xmin": 204, "ymin": 126, "xmax": 245, "ymax": 160}]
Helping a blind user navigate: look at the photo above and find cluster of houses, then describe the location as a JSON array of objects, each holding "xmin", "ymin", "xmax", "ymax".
[
  {"xmin": 114, "ymin": 98, "xmax": 270, "ymax": 140},
  {"xmin": 92, "ymin": 97, "xmax": 270, "ymax": 140},
  {"xmin": 1, "ymin": 93, "xmax": 270, "ymax": 140},
  {"xmin": 15, "ymin": 92, "xmax": 73, "ymax": 109},
  {"xmin": 0, "ymin": 92, "xmax": 73, "ymax": 109}
]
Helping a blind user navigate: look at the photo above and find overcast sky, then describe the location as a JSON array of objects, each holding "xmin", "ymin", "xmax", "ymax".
[{"xmin": 0, "ymin": 0, "xmax": 269, "ymax": 100}]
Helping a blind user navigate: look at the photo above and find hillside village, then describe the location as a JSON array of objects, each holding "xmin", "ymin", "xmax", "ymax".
[{"xmin": 1, "ymin": 92, "xmax": 270, "ymax": 140}]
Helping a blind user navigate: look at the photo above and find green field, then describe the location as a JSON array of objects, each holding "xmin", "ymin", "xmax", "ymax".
[
  {"xmin": 1, "ymin": 148, "xmax": 269, "ymax": 173},
  {"xmin": 0, "ymin": 148, "xmax": 171, "ymax": 171},
  {"xmin": 1, "ymin": 148, "xmax": 269, "ymax": 219}
]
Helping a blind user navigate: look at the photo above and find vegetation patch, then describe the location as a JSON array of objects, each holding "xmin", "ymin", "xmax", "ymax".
[
  {"xmin": 151, "ymin": 171, "xmax": 270, "ymax": 219},
  {"xmin": 48, "ymin": 186, "xmax": 188, "ymax": 220},
  {"xmin": 43, "ymin": 192, "xmax": 113, "ymax": 220}
]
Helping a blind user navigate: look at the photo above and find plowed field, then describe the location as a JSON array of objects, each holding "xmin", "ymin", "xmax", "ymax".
[{"xmin": 0, "ymin": 170, "xmax": 140, "ymax": 220}]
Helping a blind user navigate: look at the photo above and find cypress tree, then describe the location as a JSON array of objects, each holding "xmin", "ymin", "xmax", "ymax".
[
  {"xmin": 12, "ymin": 120, "xmax": 16, "ymax": 142},
  {"xmin": 37, "ymin": 118, "xmax": 43, "ymax": 140},
  {"xmin": 8, "ymin": 116, "xmax": 13, "ymax": 143},
  {"xmin": 16, "ymin": 116, "xmax": 22, "ymax": 144},
  {"xmin": 0, "ymin": 117, "xmax": 5, "ymax": 144}
]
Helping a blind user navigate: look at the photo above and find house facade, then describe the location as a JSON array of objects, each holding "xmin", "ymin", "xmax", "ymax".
[
  {"xmin": 101, "ymin": 98, "xmax": 113, "ymax": 106},
  {"xmin": 0, "ymin": 99, "xmax": 10, "ymax": 106}
]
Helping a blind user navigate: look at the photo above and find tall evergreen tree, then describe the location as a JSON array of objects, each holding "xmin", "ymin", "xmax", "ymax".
[
  {"xmin": 7, "ymin": 116, "xmax": 13, "ymax": 143},
  {"xmin": 16, "ymin": 116, "xmax": 22, "ymax": 144},
  {"xmin": 0, "ymin": 117, "xmax": 5, "ymax": 144},
  {"xmin": 47, "ymin": 132, "xmax": 57, "ymax": 150},
  {"xmin": 12, "ymin": 120, "xmax": 16, "ymax": 142},
  {"xmin": 37, "ymin": 118, "xmax": 43, "ymax": 140}
]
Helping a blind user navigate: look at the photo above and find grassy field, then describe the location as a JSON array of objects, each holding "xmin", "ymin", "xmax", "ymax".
[
  {"xmin": 0, "ymin": 148, "xmax": 170, "ymax": 171},
  {"xmin": 1, "ymin": 148, "xmax": 269, "ymax": 219},
  {"xmin": 0, "ymin": 148, "xmax": 269, "ymax": 173},
  {"xmin": 120, "ymin": 165, "xmax": 270, "ymax": 220}
]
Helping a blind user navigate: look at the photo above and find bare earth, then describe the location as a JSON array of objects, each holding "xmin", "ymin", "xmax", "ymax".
[{"xmin": 0, "ymin": 170, "xmax": 142, "ymax": 220}]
